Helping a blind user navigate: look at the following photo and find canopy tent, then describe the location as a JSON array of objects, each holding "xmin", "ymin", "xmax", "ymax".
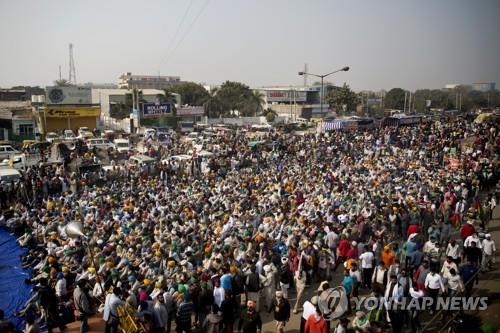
[
  {"xmin": 474, "ymin": 113, "xmax": 492, "ymax": 124},
  {"xmin": 248, "ymin": 141, "xmax": 265, "ymax": 148},
  {"xmin": 383, "ymin": 114, "xmax": 422, "ymax": 126},
  {"xmin": 322, "ymin": 120, "xmax": 345, "ymax": 131},
  {"xmin": 0, "ymin": 228, "xmax": 32, "ymax": 330}
]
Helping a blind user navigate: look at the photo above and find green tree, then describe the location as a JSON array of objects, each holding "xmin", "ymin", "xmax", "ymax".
[
  {"xmin": 204, "ymin": 88, "xmax": 223, "ymax": 118},
  {"xmin": 262, "ymin": 108, "xmax": 278, "ymax": 123},
  {"xmin": 384, "ymin": 88, "xmax": 407, "ymax": 110},
  {"xmin": 216, "ymin": 81, "xmax": 254, "ymax": 117},
  {"xmin": 53, "ymin": 79, "xmax": 73, "ymax": 87},
  {"xmin": 110, "ymin": 93, "xmax": 133, "ymax": 120},
  {"xmin": 159, "ymin": 89, "xmax": 178, "ymax": 115},
  {"xmin": 170, "ymin": 82, "xmax": 209, "ymax": 106},
  {"xmin": 325, "ymin": 83, "xmax": 358, "ymax": 115},
  {"xmin": 240, "ymin": 90, "xmax": 265, "ymax": 117}
]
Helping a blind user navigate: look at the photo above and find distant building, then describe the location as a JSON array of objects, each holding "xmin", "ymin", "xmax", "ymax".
[
  {"xmin": 81, "ymin": 82, "xmax": 118, "ymax": 89},
  {"xmin": 118, "ymin": 72, "xmax": 181, "ymax": 90},
  {"xmin": 0, "ymin": 101, "xmax": 35, "ymax": 140},
  {"xmin": 444, "ymin": 84, "xmax": 463, "ymax": 90},
  {"xmin": 257, "ymin": 86, "xmax": 326, "ymax": 119},
  {"xmin": 0, "ymin": 89, "xmax": 26, "ymax": 101},
  {"xmin": 92, "ymin": 88, "xmax": 180, "ymax": 132},
  {"xmin": 471, "ymin": 82, "xmax": 496, "ymax": 92},
  {"xmin": 444, "ymin": 82, "xmax": 496, "ymax": 92}
]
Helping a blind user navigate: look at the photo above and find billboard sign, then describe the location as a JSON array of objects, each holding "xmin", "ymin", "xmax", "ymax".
[
  {"xmin": 44, "ymin": 106, "xmax": 101, "ymax": 118},
  {"xmin": 265, "ymin": 90, "xmax": 307, "ymax": 103},
  {"xmin": 143, "ymin": 103, "xmax": 172, "ymax": 117},
  {"xmin": 177, "ymin": 106, "xmax": 205, "ymax": 116},
  {"xmin": 46, "ymin": 86, "xmax": 92, "ymax": 105}
]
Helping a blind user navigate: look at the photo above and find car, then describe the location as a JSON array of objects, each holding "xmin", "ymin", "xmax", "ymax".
[
  {"xmin": 77, "ymin": 127, "xmax": 90, "ymax": 136},
  {"xmin": 0, "ymin": 167, "xmax": 21, "ymax": 189},
  {"xmin": 143, "ymin": 128, "xmax": 156, "ymax": 139},
  {"xmin": 45, "ymin": 132, "xmax": 59, "ymax": 143},
  {"xmin": 183, "ymin": 132, "xmax": 202, "ymax": 143},
  {"xmin": 63, "ymin": 130, "xmax": 76, "ymax": 140},
  {"xmin": 101, "ymin": 130, "xmax": 116, "ymax": 141},
  {"xmin": 128, "ymin": 154, "xmax": 156, "ymax": 169},
  {"xmin": 113, "ymin": 138, "xmax": 131, "ymax": 153},
  {"xmin": 86, "ymin": 138, "xmax": 113, "ymax": 150},
  {"xmin": 0, "ymin": 145, "xmax": 20, "ymax": 160}
]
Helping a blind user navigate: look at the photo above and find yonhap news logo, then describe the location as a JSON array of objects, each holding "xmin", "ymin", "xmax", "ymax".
[{"xmin": 351, "ymin": 296, "xmax": 488, "ymax": 311}]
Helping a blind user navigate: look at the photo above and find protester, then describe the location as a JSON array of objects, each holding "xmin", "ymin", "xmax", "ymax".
[
  {"xmin": 0, "ymin": 117, "xmax": 496, "ymax": 333},
  {"xmin": 238, "ymin": 300, "xmax": 262, "ymax": 333},
  {"xmin": 268, "ymin": 290, "xmax": 290, "ymax": 333}
]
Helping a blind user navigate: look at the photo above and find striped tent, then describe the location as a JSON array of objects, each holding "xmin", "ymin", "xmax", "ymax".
[{"xmin": 322, "ymin": 120, "xmax": 345, "ymax": 131}]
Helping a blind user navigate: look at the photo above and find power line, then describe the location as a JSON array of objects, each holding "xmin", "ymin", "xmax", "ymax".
[
  {"xmin": 158, "ymin": 0, "xmax": 194, "ymax": 72},
  {"xmin": 161, "ymin": 0, "xmax": 211, "ymax": 70}
]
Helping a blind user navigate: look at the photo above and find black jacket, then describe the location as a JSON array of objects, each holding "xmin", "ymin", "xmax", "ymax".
[{"xmin": 269, "ymin": 298, "xmax": 290, "ymax": 322}]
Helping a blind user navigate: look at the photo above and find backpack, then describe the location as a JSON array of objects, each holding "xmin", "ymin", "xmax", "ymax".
[
  {"xmin": 279, "ymin": 266, "xmax": 291, "ymax": 284},
  {"xmin": 246, "ymin": 273, "xmax": 260, "ymax": 292},
  {"xmin": 232, "ymin": 273, "xmax": 244, "ymax": 294}
]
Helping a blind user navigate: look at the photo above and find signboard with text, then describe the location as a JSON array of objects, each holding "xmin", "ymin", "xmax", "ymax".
[
  {"xmin": 45, "ymin": 86, "xmax": 92, "ymax": 105},
  {"xmin": 177, "ymin": 106, "xmax": 205, "ymax": 116},
  {"xmin": 44, "ymin": 106, "xmax": 101, "ymax": 118},
  {"xmin": 265, "ymin": 90, "xmax": 307, "ymax": 103},
  {"xmin": 142, "ymin": 103, "xmax": 172, "ymax": 117}
]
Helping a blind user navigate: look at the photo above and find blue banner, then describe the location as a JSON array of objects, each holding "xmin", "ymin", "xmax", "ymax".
[{"xmin": 143, "ymin": 103, "xmax": 172, "ymax": 117}]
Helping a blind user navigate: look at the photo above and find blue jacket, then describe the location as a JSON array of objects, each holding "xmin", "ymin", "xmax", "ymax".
[{"xmin": 342, "ymin": 276, "xmax": 355, "ymax": 295}]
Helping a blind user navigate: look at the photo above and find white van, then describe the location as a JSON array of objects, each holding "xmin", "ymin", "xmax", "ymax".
[
  {"xmin": 86, "ymin": 138, "xmax": 113, "ymax": 150},
  {"xmin": 0, "ymin": 145, "xmax": 20, "ymax": 160},
  {"xmin": 113, "ymin": 139, "xmax": 131, "ymax": 153},
  {"xmin": 128, "ymin": 154, "xmax": 156, "ymax": 169},
  {"xmin": 0, "ymin": 167, "xmax": 21, "ymax": 189}
]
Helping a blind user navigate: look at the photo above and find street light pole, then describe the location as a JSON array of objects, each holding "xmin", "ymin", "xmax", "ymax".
[
  {"xmin": 298, "ymin": 66, "xmax": 349, "ymax": 118},
  {"xmin": 320, "ymin": 76, "xmax": 324, "ymax": 117}
]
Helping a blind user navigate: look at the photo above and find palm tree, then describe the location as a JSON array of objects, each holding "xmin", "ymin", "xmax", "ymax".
[
  {"xmin": 250, "ymin": 90, "xmax": 265, "ymax": 117},
  {"xmin": 160, "ymin": 89, "xmax": 178, "ymax": 115},
  {"xmin": 262, "ymin": 108, "xmax": 278, "ymax": 123},
  {"xmin": 203, "ymin": 88, "xmax": 223, "ymax": 118}
]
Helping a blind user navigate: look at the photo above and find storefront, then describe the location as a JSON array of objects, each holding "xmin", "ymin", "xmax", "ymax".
[{"xmin": 38, "ymin": 105, "xmax": 101, "ymax": 133}]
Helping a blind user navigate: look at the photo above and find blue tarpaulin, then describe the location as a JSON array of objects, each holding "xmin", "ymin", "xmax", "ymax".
[{"xmin": 0, "ymin": 228, "xmax": 32, "ymax": 330}]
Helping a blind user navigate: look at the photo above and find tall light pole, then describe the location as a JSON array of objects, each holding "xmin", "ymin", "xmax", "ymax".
[{"xmin": 298, "ymin": 66, "xmax": 349, "ymax": 118}]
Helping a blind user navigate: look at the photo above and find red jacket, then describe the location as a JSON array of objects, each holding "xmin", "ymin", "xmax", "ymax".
[
  {"xmin": 338, "ymin": 240, "xmax": 351, "ymax": 257},
  {"xmin": 460, "ymin": 224, "xmax": 475, "ymax": 240},
  {"xmin": 407, "ymin": 224, "xmax": 420, "ymax": 237},
  {"xmin": 305, "ymin": 314, "xmax": 327, "ymax": 333}
]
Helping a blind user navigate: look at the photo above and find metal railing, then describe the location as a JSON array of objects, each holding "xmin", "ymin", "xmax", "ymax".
[
  {"xmin": 419, "ymin": 267, "xmax": 481, "ymax": 332},
  {"xmin": 117, "ymin": 303, "xmax": 147, "ymax": 333}
]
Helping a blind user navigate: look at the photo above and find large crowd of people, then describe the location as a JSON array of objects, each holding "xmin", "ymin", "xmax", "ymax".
[{"xmin": 0, "ymin": 116, "xmax": 498, "ymax": 333}]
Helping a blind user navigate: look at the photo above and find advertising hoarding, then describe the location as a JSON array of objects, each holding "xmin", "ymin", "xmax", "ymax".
[
  {"xmin": 265, "ymin": 90, "xmax": 307, "ymax": 103},
  {"xmin": 44, "ymin": 106, "xmax": 101, "ymax": 118},
  {"xmin": 45, "ymin": 86, "xmax": 92, "ymax": 105},
  {"xmin": 177, "ymin": 106, "xmax": 205, "ymax": 116},
  {"xmin": 143, "ymin": 103, "xmax": 172, "ymax": 117}
]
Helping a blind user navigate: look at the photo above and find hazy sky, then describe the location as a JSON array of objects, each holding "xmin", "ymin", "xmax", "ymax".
[{"xmin": 1, "ymin": 0, "xmax": 499, "ymax": 91}]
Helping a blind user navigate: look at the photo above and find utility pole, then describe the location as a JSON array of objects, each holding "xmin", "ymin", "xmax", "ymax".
[
  {"xmin": 403, "ymin": 91, "xmax": 407, "ymax": 113},
  {"xmin": 366, "ymin": 93, "xmax": 369, "ymax": 115},
  {"xmin": 303, "ymin": 63, "xmax": 308, "ymax": 86},
  {"xmin": 68, "ymin": 43, "xmax": 77, "ymax": 85}
]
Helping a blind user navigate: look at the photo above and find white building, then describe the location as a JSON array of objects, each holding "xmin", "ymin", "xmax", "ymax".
[
  {"xmin": 118, "ymin": 72, "xmax": 181, "ymax": 90},
  {"xmin": 92, "ymin": 89, "xmax": 180, "ymax": 132},
  {"xmin": 257, "ymin": 86, "xmax": 327, "ymax": 119}
]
